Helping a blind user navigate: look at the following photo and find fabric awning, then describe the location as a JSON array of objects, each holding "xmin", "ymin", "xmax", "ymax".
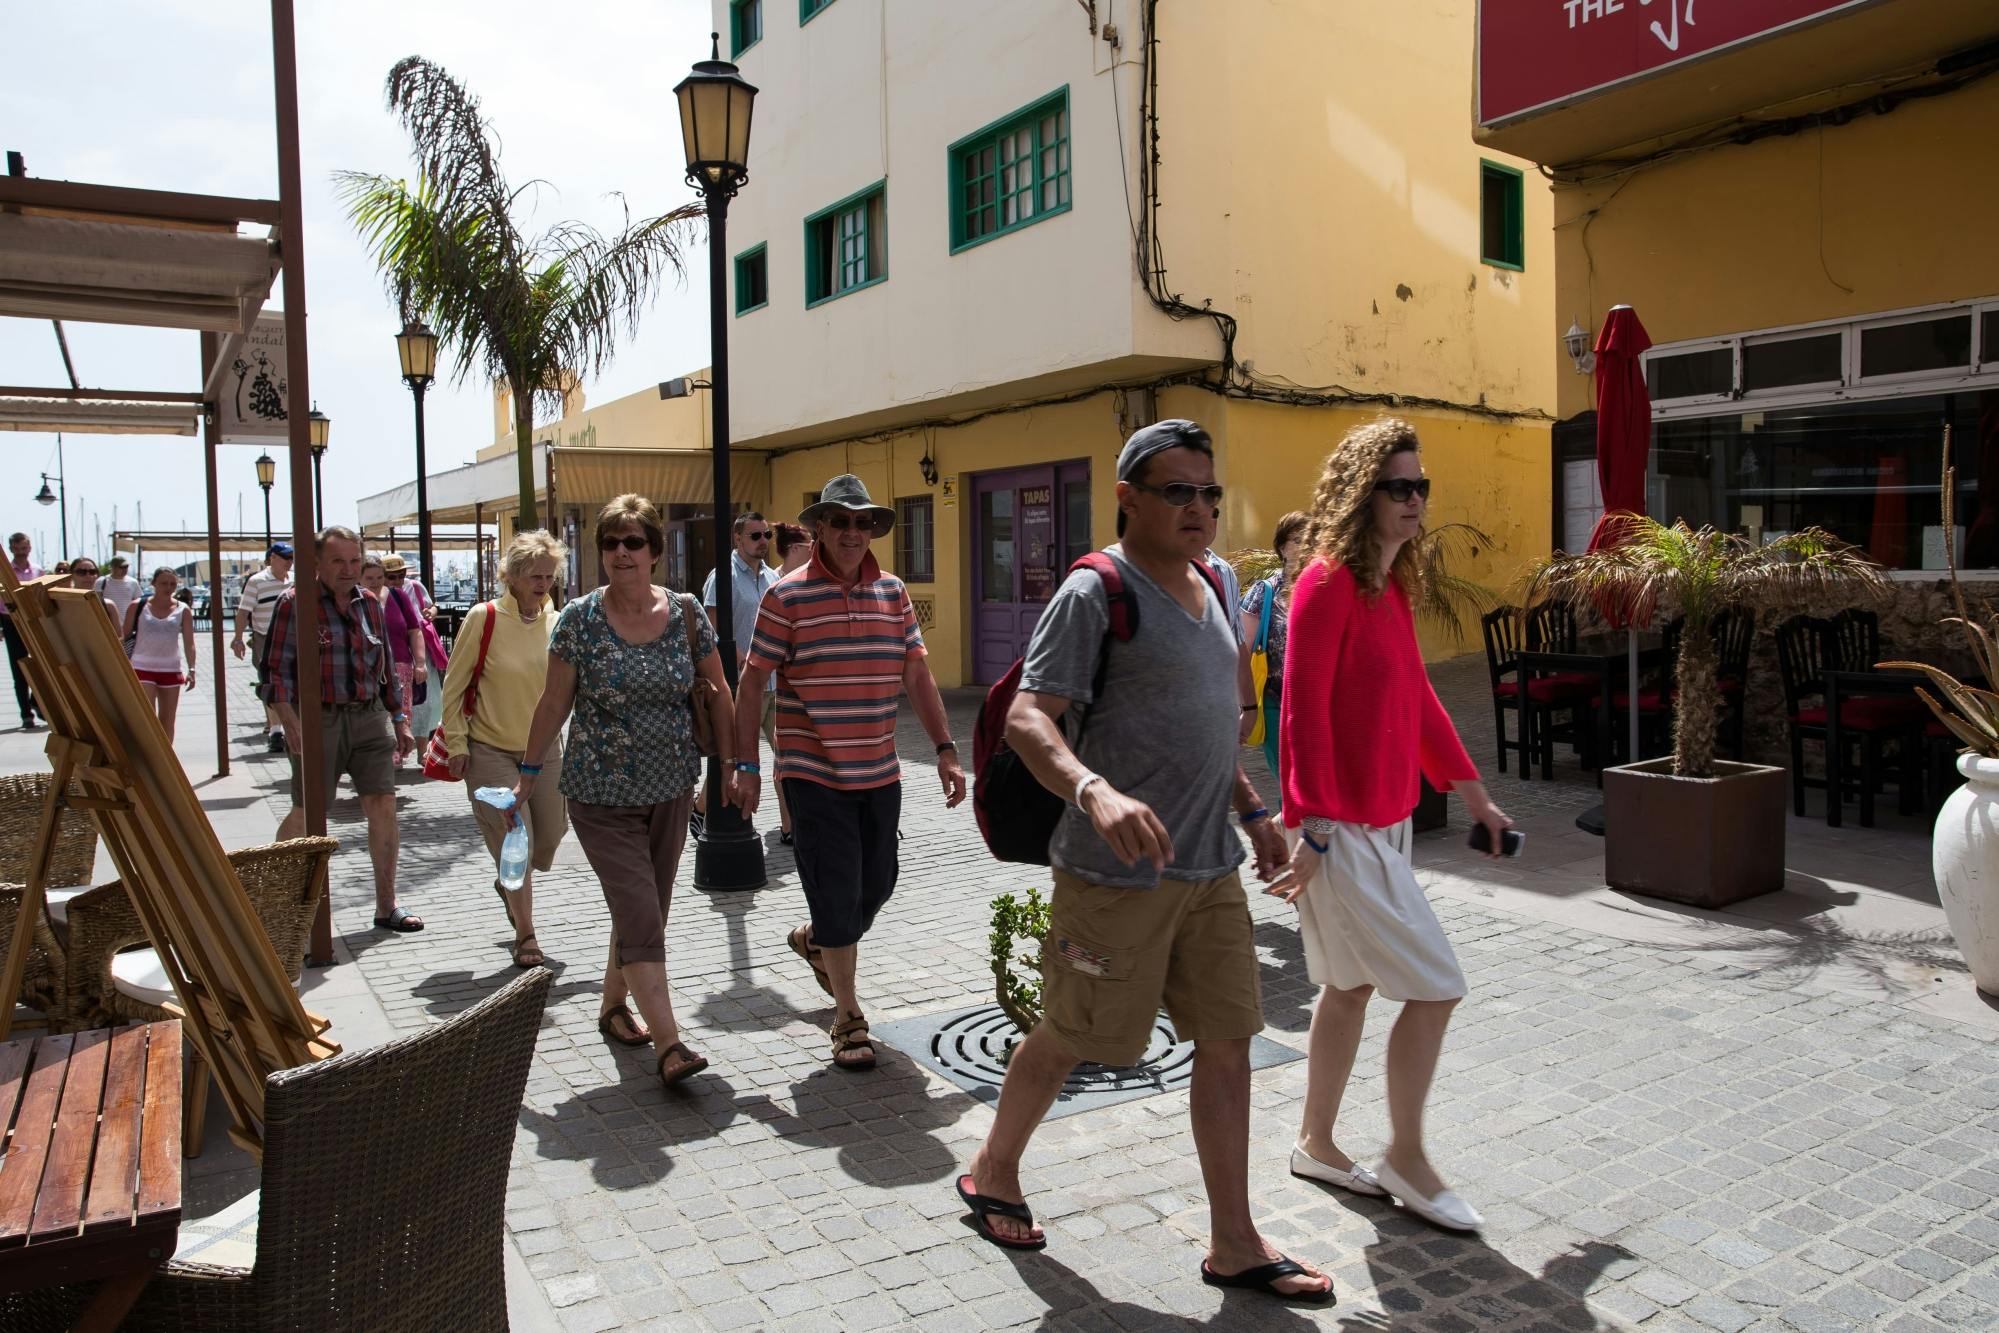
[
  {"xmin": 0, "ymin": 212, "xmax": 279, "ymax": 333},
  {"xmin": 0, "ymin": 396, "xmax": 198, "ymax": 435},
  {"xmin": 549, "ymin": 447, "xmax": 766, "ymax": 507}
]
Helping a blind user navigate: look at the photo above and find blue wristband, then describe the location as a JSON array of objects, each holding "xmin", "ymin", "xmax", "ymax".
[
  {"xmin": 1299, "ymin": 830, "xmax": 1328, "ymax": 854},
  {"xmin": 1238, "ymin": 807, "xmax": 1270, "ymax": 826},
  {"xmin": 735, "ymin": 760, "xmax": 761, "ymax": 774},
  {"xmin": 517, "ymin": 763, "xmax": 542, "ymax": 776}
]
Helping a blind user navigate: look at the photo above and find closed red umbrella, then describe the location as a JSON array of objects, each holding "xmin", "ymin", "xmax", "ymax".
[{"xmin": 1590, "ymin": 304, "xmax": 1653, "ymax": 778}]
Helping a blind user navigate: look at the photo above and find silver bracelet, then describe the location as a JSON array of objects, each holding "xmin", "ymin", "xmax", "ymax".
[
  {"xmin": 1073, "ymin": 772, "xmax": 1104, "ymax": 808},
  {"xmin": 1301, "ymin": 815, "xmax": 1336, "ymax": 839}
]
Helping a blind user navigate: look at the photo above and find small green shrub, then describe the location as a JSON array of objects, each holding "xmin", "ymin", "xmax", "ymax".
[{"xmin": 989, "ymin": 887, "xmax": 1051, "ymax": 1034}]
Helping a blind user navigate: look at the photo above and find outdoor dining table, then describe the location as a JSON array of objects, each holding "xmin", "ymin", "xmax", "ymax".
[
  {"xmin": 1822, "ymin": 667, "xmax": 1943, "ymax": 829},
  {"xmin": 0, "ymin": 1020, "xmax": 182, "ymax": 1330},
  {"xmin": 1519, "ymin": 640, "xmax": 1668, "ymax": 783}
]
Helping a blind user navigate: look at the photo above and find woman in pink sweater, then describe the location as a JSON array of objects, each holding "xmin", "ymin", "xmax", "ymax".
[{"xmin": 1273, "ymin": 418, "xmax": 1512, "ymax": 1232}]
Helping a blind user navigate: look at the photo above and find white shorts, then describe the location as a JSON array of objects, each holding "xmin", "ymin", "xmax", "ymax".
[{"xmin": 1291, "ymin": 820, "xmax": 1466, "ymax": 1001}]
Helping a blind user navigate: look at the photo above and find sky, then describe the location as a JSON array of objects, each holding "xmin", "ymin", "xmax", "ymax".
[{"xmin": 1, "ymin": 0, "xmax": 723, "ymax": 568}]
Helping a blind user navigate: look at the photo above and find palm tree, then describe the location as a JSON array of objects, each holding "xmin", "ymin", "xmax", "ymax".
[
  {"xmin": 1531, "ymin": 517, "xmax": 1885, "ymax": 778},
  {"xmin": 337, "ymin": 57, "xmax": 703, "ymax": 528}
]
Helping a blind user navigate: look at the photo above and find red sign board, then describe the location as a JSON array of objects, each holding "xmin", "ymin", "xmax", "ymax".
[{"xmin": 1478, "ymin": 0, "xmax": 1882, "ymax": 127}]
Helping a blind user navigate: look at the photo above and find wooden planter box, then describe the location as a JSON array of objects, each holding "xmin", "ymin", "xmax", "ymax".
[{"xmin": 1603, "ymin": 758, "xmax": 1788, "ymax": 908}]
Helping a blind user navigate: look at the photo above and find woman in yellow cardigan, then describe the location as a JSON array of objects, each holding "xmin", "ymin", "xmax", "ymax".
[{"xmin": 442, "ymin": 529, "xmax": 570, "ymax": 969}]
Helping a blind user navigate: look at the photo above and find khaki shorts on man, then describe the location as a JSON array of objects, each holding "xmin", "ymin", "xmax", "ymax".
[
  {"xmin": 1040, "ymin": 867, "xmax": 1264, "ymax": 1066},
  {"xmin": 288, "ymin": 700, "xmax": 397, "ymax": 805}
]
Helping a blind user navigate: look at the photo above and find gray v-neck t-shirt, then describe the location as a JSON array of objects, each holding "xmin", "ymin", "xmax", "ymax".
[{"xmin": 1019, "ymin": 546, "xmax": 1246, "ymax": 889}]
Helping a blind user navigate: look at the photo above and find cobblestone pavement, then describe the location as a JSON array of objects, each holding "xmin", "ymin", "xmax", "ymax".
[{"xmin": 205, "ymin": 648, "xmax": 1996, "ymax": 1332}]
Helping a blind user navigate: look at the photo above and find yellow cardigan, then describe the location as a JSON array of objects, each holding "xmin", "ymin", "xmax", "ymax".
[{"xmin": 440, "ymin": 592, "xmax": 555, "ymax": 756}]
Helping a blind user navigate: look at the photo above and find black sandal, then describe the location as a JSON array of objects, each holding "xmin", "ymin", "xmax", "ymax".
[
  {"xmin": 830, "ymin": 1012, "xmax": 877, "ymax": 1071},
  {"xmin": 657, "ymin": 1042, "xmax": 709, "ymax": 1087},
  {"xmin": 373, "ymin": 905, "xmax": 424, "ymax": 932},
  {"xmin": 955, "ymin": 1175, "xmax": 1047, "ymax": 1251},
  {"xmin": 1200, "ymin": 1257, "xmax": 1334, "ymax": 1304},
  {"xmin": 597, "ymin": 1004, "xmax": 650, "ymax": 1047}
]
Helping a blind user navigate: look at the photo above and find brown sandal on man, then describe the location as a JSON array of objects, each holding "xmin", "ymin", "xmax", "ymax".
[
  {"xmin": 512, "ymin": 933, "xmax": 544, "ymax": 969},
  {"xmin": 830, "ymin": 1012, "xmax": 878, "ymax": 1071},
  {"xmin": 657, "ymin": 1042, "xmax": 709, "ymax": 1087},
  {"xmin": 787, "ymin": 924, "xmax": 834, "ymax": 998},
  {"xmin": 598, "ymin": 1004, "xmax": 650, "ymax": 1047}
]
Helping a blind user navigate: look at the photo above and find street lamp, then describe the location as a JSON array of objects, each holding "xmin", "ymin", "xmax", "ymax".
[
  {"xmin": 33, "ymin": 431, "xmax": 67, "ymax": 559},
  {"xmin": 308, "ymin": 403, "xmax": 331, "ymax": 530},
  {"xmin": 675, "ymin": 33, "xmax": 763, "ymax": 893},
  {"xmin": 396, "ymin": 319, "xmax": 440, "ymax": 599},
  {"xmin": 255, "ymin": 451, "xmax": 276, "ymax": 551}
]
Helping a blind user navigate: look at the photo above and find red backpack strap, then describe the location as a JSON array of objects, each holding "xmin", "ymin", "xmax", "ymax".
[
  {"xmin": 1190, "ymin": 558, "xmax": 1227, "ymax": 608},
  {"xmin": 461, "ymin": 600, "xmax": 499, "ymax": 717},
  {"xmin": 1072, "ymin": 552, "xmax": 1137, "ymax": 642}
]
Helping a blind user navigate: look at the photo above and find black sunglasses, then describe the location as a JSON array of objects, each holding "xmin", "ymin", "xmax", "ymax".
[
  {"xmin": 822, "ymin": 513, "xmax": 871, "ymax": 531},
  {"xmin": 1132, "ymin": 480, "xmax": 1225, "ymax": 508},
  {"xmin": 599, "ymin": 534, "xmax": 651, "ymax": 552},
  {"xmin": 1374, "ymin": 477, "xmax": 1432, "ymax": 503},
  {"xmin": 744, "ymin": 529, "xmax": 771, "ymax": 541}
]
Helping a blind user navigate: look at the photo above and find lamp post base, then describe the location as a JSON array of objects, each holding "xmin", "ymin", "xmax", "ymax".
[{"xmin": 693, "ymin": 798, "xmax": 767, "ymax": 892}]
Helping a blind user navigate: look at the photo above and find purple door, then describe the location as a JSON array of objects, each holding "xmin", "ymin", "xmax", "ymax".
[{"xmin": 972, "ymin": 461, "xmax": 1092, "ymax": 684}]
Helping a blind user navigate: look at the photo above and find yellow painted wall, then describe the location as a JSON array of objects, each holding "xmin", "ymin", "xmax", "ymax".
[
  {"xmin": 475, "ymin": 371, "xmax": 712, "ymax": 462},
  {"xmin": 1550, "ymin": 78, "xmax": 1999, "ymax": 419}
]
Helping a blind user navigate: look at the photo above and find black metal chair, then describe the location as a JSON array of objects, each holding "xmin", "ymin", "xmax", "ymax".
[
  {"xmin": 1480, "ymin": 607, "xmax": 1532, "ymax": 776},
  {"xmin": 1521, "ymin": 601, "xmax": 1598, "ymax": 776},
  {"xmin": 1711, "ymin": 608, "xmax": 1755, "ymax": 761},
  {"xmin": 1776, "ymin": 613, "xmax": 1923, "ymax": 821}
]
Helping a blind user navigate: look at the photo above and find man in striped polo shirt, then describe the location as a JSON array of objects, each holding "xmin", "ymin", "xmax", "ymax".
[{"xmin": 732, "ymin": 474, "xmax": 966, "ymax": 1072}]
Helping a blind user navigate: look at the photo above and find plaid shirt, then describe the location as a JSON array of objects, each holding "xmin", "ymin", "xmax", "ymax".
[{"xmin": 259, "ymin": 580, "xmax": 404, "ymax": 713}]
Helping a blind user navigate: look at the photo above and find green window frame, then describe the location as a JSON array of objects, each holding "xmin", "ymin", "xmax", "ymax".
[
  {"xmin": 800, "ymin": 0, "xmax": 835, "ymax": 24},
  {"xmin": 730, "ymin": 0, "xmax": 762, "ymax": 56},
  {"xmin": 734, "ymin": 243, "xmax": 768, "ymax": 316},
  {"xmin": 1479, "ymin": 159, "xmax": 1525, "ymax": 272},
  {"xmin": 804, "ymin": 182, "xmax": 886, "ymax": 307},
  {"xmin": 949, "ymin": 88, "xmax": 1072, "ymax": 253}
]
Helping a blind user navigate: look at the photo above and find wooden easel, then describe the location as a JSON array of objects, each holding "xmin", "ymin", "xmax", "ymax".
[{"xmin": 0, "ymin": 568, "xmax": 337, "ymax": 1155}]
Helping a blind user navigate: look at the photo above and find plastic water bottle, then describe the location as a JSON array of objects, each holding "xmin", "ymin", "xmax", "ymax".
[{"xmin": 475, "ymin": 787, "xmax": 530, "ymax": 891}]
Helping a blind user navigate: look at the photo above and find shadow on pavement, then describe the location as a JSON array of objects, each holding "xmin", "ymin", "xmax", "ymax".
[
  {"xmin": 1255, "ymin": 917, "xmax": 1316, "ymax": 1035},
  {"xmin": 1001, "ymin": 1244, "xmax": 1329, "ymax": 1331},
  {"xmin": 1336, "ymin": 1235, "xmax": 1631, "ymax": 1330}
]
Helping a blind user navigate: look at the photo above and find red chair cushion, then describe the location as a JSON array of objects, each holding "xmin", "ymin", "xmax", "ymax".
[
  {"xmin": 1717, "ymin": 676, "xmax": 1744, "ymax": 695},
  {"xmin": 1591, "ymin": 689, "xmax": 1667, "ymax": 712},
  {"xmin": 1791, "ymin": 697, "xmax": 1929, "ymax": 730},
  {"xmin": 1493, "ymin": 676, "xmax": 1596, "ymax": 704},
  {"xmin": 1925, "ymin": 720, "xmax": 1950, "ymax": 737}
]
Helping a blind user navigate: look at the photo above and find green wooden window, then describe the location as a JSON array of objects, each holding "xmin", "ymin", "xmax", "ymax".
[
  {"xmin": 734, "ymin": 243, "xmax": 768, "ymax": 315},
  {"xmin": 896, "ymin": 496, "xmax": 935, "ymax": 582},
  {"xmin": 730, "ymin": 0, "xmax": 762, "ymax": 55},
  {"xmin": 800, "ymin": 0, "xmax": 835, "ymax": 24},
  {"xmin": 949, "ymin": 89, "xmax": 1072, "ymax": 253},
  {"xmin": 804, "ymin": 182, "xmax": 886, "ymax": 307},
  {"xmin": 1480, "ymin": 159, "xmax": 1525, "ymax": 271}
]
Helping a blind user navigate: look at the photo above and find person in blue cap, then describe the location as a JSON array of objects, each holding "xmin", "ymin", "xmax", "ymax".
[{"xmin": 233, "ymin": 541, "xmax": 294, "ymax": 753}]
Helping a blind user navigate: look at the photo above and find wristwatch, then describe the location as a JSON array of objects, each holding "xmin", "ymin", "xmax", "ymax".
[{"xmin": 393, "ymin": 712, "xmax": 410, "ymax": 724}]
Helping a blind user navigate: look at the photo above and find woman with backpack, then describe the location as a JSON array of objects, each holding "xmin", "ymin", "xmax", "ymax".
[
  {"xmin": 1238, "ymin": 511, "xmax": 1309, "ymax": 810},
  {"xmin": 1273, "ymin": 418, "xmax": 1512, "ymax": 1233},
  {"xmin": 124, "ymin": 566, "xmax": 197, "ymax": 744},
  {"xmin": 441, "ymin": 530, "xmax": 570, "ymax": 971}
]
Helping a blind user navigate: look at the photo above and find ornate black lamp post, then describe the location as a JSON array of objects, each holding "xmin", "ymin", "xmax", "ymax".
[
  {"xmin": 396, "ymin": 320, "xmax": 440, "ymax": 596},
  {"xmin": 254, "ymin": 451, "xmax": 276, "ymax": 550},
  {"xmin": 675, "ymin": 33, "xmax": 764, "ymax": 892},
  {"xmin": 308, "ymin": 403, "xmax": 330, "ymax": 530}
]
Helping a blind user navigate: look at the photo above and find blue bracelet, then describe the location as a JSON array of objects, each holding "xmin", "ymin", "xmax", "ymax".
[
  {"xmin": 735, "ymin": 760, "xmax": 761, "ymax": 774},
  {"xmin": 1238, "ymin": 807, "xmax": 1270, "ymax": 826},
  {"xmin": 1299, "ymin": 830, "xmax": 1329, "ymax": 854},
  {"xmin": 517, "ymin": 763, "xmax": 542, "ymax": 776}
]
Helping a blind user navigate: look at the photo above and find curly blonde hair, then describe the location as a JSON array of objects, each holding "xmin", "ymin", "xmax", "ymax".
[
  {"xmin": 1303, "ymin": 417, "xmax": 1426, "ymax": 600},
  {"xmin": 499, "ymin": 529, "xmax": 570, "ymax": 587}
]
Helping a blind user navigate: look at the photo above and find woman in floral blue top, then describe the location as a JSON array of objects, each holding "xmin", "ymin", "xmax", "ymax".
[
  {"xmin": 515, "ymin": 494, "xmax": 739, "ymax": 1089},
  {"xmin": 1239, "ymin": 511, "xmax": 1310, "ymax": 810}
]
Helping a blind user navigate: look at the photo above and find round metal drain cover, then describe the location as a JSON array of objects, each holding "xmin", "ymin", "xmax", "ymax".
[{"xmin": 927, "ymin": 1004, "xmax": 1195, "ymax": 1098}]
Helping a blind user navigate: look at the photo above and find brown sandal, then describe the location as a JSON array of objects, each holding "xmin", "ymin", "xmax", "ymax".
[
  {"xmin": 512, "ymin": 933, "xmax": 544, "ymax": 969},
  {"xmin": 598, "ymin": 1004, "xmax": 650, "ymax": 1047},
  {"xmin": 830, "ymin": 1012, "xmax": 877, "ymax": 1071},
  {"xmin": 788, "ymin": 924, "xmax": 834, "ymax": 998},
  {"xmin": 657, "ymin": 1042, "xmax": 709, "ymax": 1087}
]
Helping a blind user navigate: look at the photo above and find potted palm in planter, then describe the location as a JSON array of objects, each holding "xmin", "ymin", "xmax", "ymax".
[
  {"xmin": 1881, "ymin": 461, "xmax": 1999, "ymax": 995},
  {"xmin": 1533, "ymin": 518, "xmax": 1884, "ymax": 908}
]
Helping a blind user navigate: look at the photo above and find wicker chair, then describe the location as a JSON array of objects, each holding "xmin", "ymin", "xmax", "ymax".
[
  {"xmin": 0, "ymin": 770, "xmax": 101, "ymax": 1024},
  {"xmin": 64, "ymin": 838, "xmax": 337, "ymax": 1153},
  {"xmin": 3, "ymin": 969, "xmax": 550, "ymax": 1333}
]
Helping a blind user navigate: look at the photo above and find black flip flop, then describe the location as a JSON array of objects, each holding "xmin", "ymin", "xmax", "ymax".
[
  {"xmin": 955, "ymin": 1174, "xmax": 1047, "ymax": 1251},
  {"xmin": 373, "ymin": 905, "xmax": 425, "ymax": 932},
  {"xmin": 1200, "ymin": 1257, "xmax": 1334, "ymax": 1304}
]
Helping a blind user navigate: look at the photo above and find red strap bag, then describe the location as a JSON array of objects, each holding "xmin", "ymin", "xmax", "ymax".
[{"xmin": 421, "ymin": 601, "xmax": 498, "ymax": 781}]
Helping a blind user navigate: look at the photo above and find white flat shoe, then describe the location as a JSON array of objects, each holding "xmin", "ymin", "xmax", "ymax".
[
  {"xmin": 1373, "ymin": 1161, "xmax": 1484, "ymax": 1231},
  {"xmin": 1289, "ymin": 1145, "xmax": 1387, "ymax": 1197}
]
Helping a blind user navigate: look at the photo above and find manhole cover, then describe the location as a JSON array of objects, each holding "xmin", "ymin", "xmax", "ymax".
[{"xmin": 871, "ymin": 1004, "xmax": 1304, "ymax": 1121}]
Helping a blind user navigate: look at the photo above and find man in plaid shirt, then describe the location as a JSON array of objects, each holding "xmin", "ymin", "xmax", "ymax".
[{"xmin": 264, "ymin": 525, "xmax": 424, "ymax": 933}]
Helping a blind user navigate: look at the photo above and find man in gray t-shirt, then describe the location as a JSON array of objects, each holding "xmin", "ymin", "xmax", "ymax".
[{"xmin": 955, "ymin": 420, "xmax": 1330, "ymax": 1302}]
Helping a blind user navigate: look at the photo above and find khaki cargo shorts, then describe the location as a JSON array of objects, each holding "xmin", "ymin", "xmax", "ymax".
[{"xmin": 1040, "ymin": 867, "xmax": 1263, "ymax": 1067}]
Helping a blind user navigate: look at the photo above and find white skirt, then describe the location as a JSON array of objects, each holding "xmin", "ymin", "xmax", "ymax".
[{"xmin": 1291, "ymin": 821, "xmax": 1466, "ymax": 1001}]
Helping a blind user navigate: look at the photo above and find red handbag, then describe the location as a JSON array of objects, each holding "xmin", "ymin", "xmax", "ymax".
[{"xmin": 422, "ymin": 601, "xmax": 497, "ymax": 781}]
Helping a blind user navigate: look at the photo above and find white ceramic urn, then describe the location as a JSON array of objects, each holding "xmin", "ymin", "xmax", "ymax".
[{"xmin": 1936, "ymin": 753, "xmax": 1999, "ymax": 996}]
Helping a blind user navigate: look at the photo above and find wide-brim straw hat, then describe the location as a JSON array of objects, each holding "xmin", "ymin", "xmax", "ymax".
[
  {"xmin": 799, "ymin": 473, "xmax": 894, "ymax": 537},
  {"xmin": 381, "ymin": 554, "xmax": 409, "ymax": 576}
]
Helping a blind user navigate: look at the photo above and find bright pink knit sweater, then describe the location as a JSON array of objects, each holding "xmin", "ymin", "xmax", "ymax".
[{"xmin": 1279, "ymin": 559, "xmax": 1479, "ymax": 828}]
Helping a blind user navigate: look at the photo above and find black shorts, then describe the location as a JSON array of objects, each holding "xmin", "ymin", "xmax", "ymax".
[{"xmin": 783, "ymin": 777, "xmax": 900, "ymax": 949}]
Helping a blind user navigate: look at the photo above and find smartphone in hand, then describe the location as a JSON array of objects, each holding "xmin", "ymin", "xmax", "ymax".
[{"xmin": 1467, "ymin": 824, "xmax": 1525, "ymax": 857}]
